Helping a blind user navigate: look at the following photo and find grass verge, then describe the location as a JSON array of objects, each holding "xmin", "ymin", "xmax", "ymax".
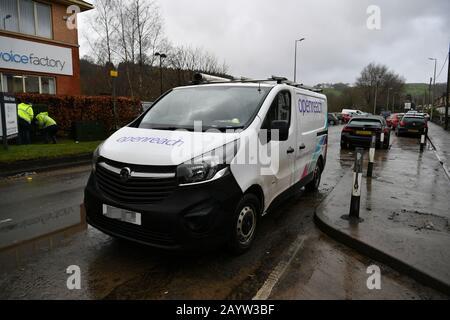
[{"xmin": 0, "ymin": 140, "xmax": 102, "ymax": 163}]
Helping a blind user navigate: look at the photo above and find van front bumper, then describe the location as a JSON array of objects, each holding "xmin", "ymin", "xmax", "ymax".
[{"xmin": 84, "ymin": 169, "xmax": 243, "ymax": 251}]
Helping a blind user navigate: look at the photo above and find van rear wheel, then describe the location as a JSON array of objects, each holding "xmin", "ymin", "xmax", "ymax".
[
  {"xmin": 227, "ymin": 194, "xmax": 260, "ymax": 255},
  {"xmin": 305, "ymin": 162, "xmax": 322, "ymax": 192}
]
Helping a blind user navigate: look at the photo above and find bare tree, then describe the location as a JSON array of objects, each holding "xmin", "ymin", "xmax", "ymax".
[
  {"xmin": 356, "ymin": 63, "xmax": 405, "ymax": 112},
  {"xmin": 84, "ymin": 0, "xmax": 231, "ymax": 99},
  {"xmin": 87, "ymin": 0, "xmax": 117, "ymax": 64}
]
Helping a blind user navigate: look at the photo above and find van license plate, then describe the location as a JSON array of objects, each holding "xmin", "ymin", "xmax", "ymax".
[
  {"xmin": 102, "ymin": 204, "xmax": 142, "ymax": 225},
  {"xmin": 408, "ymin": 129, "xmax": 419, "ymax": 133},
  {"xmin": 356, "ymin": 130, "xmax": 372, "ymax": 136}
]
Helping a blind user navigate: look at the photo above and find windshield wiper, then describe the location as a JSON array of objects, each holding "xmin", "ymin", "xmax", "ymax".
[
  {"xmin": 145, "ymin": 125, "xmax": 195, "ymax": 131},
  {"xmin": 204, "ymin": 126, "xmax": 244, "ymax": 132}
]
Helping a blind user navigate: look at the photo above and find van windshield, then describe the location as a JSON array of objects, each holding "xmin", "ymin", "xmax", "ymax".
[{"xmin": 139, "ymin": 86, "xmax": 272, "ymax": 131}]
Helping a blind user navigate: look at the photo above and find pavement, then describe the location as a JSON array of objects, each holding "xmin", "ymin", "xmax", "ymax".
[
  {"xmin": 312, "ymin": 125, "xmax": 450, "ymax": 295},
  {"xmin": 0, "ymin": 125, "xmax": 447, "ymax": 299},
  {"xmin": 427, "ymin": 122, "xmax": 450, "ymax": 179}
]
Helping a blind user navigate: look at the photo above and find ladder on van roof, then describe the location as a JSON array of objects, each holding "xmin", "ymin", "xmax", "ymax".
[{"xmin": 191, "ymin": 73, "xmax": 323, "ymax": 93}]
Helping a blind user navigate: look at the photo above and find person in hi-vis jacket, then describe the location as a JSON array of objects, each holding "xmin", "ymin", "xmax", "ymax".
[
  {"xmin": 17, "ymin": 98, "xmax": 34, "ymax": 144},
  {"xmin": 35, "ymin": 112, "xmax": 58, "ymax": 144}
]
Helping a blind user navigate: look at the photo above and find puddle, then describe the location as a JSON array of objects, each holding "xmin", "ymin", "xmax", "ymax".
[{"xmin": 388, "ymin": 209, "xmax": 450, "ymax": 233}]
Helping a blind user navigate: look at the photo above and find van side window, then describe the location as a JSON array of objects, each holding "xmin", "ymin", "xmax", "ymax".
[{"xmin": 261, "ymin": 91, "xmax": 291, "ymax": 142}]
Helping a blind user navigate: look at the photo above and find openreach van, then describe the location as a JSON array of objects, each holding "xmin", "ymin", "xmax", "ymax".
[{"xmin": 84, "ymin": 76, "xmax": 328, "ymax": 253}]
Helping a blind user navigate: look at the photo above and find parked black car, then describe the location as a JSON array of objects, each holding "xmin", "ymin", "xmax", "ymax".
[
  {"xmin": 341, "ymin": 116, "xmax": 390, "ymax": 149},
  {"xmin": 395, "ymin": 115, "xmax": 428, "ymax": 137}
]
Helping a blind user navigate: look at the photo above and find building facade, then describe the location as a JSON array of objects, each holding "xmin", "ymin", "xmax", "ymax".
[{"xmin": 0, "ymin": 0, "xmax": 93, "ymax": 95}]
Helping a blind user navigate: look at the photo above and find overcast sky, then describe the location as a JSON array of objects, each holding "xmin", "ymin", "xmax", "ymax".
[{"xmin": 78, "ymin": 0, "xmax": 449, "ymax": 86}]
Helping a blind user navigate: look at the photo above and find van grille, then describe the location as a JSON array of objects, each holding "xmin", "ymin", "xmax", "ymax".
[
  {"xmin": 88, "ymin": 212, "xmax": 176, "ymax": 246},
  {"xmin": 95, "ymin": 158, "xmax": 177, "ymax": 204}
]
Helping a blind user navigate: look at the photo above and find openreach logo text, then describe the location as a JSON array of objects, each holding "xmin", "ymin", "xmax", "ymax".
[
  {"xmin": 297, "ymin": 98, "xmax": 323, "ymax": 115},
  {"xmin": 0, "ymin": 49, "xmax": 67, "ymax": 71}
]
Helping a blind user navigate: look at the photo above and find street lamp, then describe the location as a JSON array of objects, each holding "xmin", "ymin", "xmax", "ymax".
[
  {"xmin": 293, "ymin": 38, "xmax": 305, "ymax": 83},
  {"xmin": 428, "ymin": 57, "xmax": 437, "ymax": 120},
  {"xmin": 387, "ymin": 87, "xmax": 392, "ymax": 111},
  {"xmin": 3, "ymin": 14, "xmax": 11, "ymax": 30},
  {"xmin": 392, "ymin": 93, "xmax": 398, "ymax": 113},
  {"xmin": 373, "ymin": 76, "xmax": 381, "ymax": 115},
  {"xmin": 154, "ymin": 52, "xmax": 167, "ymax": 95}
]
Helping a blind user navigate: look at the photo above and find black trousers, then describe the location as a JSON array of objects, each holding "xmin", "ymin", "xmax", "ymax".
[
  {"xmin": 18, "ymin": 118, "xmax": 31, "ymax": 145},
  {"xmin": 43, "ymin": 125, "xmax": 58, "ymax": 144}
]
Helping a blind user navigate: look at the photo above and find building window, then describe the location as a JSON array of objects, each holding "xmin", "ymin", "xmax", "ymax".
[
  {"xmin": 35, "ymin": 2, "xmax": 52, "ymax": 38},
  {"xmin": 19, "ymin": 0, "xmax": 36, "ymax": 35},
  {"xmin": 5, "ymin": 74, "xmax": 25, "ymax": 93},
  {"xmin": 1, "ymin": 0, "xmax": 53, "ymax": 39},
  {"xmin": 1, "ymin": 73, "xmax": 56, "ymax": 94},
  {"xmin": 40, "ymin": 76, "xmax": 55, "ymax": 94},
  {"xmin": 24, "ymin": 75, "xmax": 39, "ymax": 93},
  {"xmin": 0, "ymin": 0, "xmax": 19, "ymax": 32}
]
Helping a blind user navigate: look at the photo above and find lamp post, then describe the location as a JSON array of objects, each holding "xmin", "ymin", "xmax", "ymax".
[
  {"xmin": 387, "ymin": 87, "xmax": 392, "ymax": 111},
  {"xmin": 3, "ymin": 14, "xmax": 11, "ymax": 30},
  {"xmin": 392, "ymin": 93, "xmax": 397, "ymax": 113},
  {"xmin": 428, "ymin": 57, "xmax": 437, "ymax": 121},
  {"xmin": 154, "ymin": 52, "xmax": 167, "ymax": 95},
  {"xmin": 373, "ymin": 76, "xmax": 381, "ymax": 115},
  {"xmin": 293, "ymin": 38, "xmax": 305, "ymax": 83},
  {"xmin": 445, "ymin": 42, "xmax": 450, "ymax": 130}
]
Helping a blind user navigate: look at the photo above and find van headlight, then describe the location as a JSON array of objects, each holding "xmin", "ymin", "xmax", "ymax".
[
  {"xmin": 92, "ymin": 143, "xmax": 103, "ymax": 172},
  {"xmin": 177, "ymin": 140, "xmax": 239, "ymax": 185}
]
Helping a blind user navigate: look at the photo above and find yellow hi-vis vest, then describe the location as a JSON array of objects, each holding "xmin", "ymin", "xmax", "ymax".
[
  {"xmin": 35, "ymin": 112, "xmax": 57, "ymax": 129},
  {"xmin": 18, "ymin": 103, "xmax": 34, "ymax": 124}
]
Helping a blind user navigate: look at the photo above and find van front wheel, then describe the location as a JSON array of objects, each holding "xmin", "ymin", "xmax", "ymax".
[
  {"xmin": 227, "ymin": 194, "xmax": 260, "ymax": 255},
  {"xmin": 305, "ymin": 162, "xmax": 322, "ymax": 192}
]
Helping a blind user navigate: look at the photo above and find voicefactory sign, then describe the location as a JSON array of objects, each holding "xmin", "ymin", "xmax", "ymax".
[{"xmin": 0, "ymin": 36, "xmax": 73, "ymax": 76}]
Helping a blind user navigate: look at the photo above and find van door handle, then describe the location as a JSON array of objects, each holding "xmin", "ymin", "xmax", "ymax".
[
  {"xmin": 287, "ymin": 147, "xmax": 295, "ymax": 154},
  {"xmin": 299, "ymin": 143, "xmax": 306, "ymax": 150}
]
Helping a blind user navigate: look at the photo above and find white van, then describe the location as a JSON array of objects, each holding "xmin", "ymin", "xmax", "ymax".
[
  {"xmin": 342, "ymin": 108, "xmax": 364, "ymax": 115},
  {"xmin": 84, "ymin": 78, "xmax": 328, "ymax": 253}
]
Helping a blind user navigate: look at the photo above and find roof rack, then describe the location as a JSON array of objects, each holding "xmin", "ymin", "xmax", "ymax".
[{"xmin": 191, "ymin": 73, "xmax": 323, "ymax": 93}]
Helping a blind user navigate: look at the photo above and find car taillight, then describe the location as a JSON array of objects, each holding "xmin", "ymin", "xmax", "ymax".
[
  {"xmin": 343, "ymin": 126, "xmax": 353, "ymax": 132},
  {"xmin": 400, "ymin": 121, "xmax": 405, "ymax": 127}
]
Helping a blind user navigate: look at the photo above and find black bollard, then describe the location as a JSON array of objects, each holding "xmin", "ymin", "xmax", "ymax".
[
  {"xmin": 349, "ymin": 148, "xmax": 363, "ymax": 219},
  {"xmin": 420, "ymin": 132, "xmax": 425, "ymax": 152},
  {"xmin": 380, "ymin": 130, "xmax": 385, "ymax": 146},
  {"xmin": 367, "ymin": 134, "xmax": 376, "ymax": 177}
]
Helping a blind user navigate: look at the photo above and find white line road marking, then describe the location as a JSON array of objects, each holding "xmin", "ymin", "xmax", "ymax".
[
  {"xmin": 253, "ymin": 235, "xmax": 306, "ymax": 300},
  {"xmin": 0, "ymin": 218, "xmax": 13, "ymax": 224}
]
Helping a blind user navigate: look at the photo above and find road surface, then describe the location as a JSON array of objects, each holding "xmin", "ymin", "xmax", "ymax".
[{"xmin": 0, "ymin": 125, "xmax": 447, "ymax": 299}]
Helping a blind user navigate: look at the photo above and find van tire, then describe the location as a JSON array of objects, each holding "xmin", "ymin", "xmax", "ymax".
[
  {"xmin": 305, "ymin": 162, "xmax": 322, "ymax": 192},
  {"xmin": 227, "ymin": 194, "xmax": 260, "ymax": 255}
]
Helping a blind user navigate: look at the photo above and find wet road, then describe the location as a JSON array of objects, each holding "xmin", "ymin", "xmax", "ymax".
[{"xmin": 0, "ymin": 126, "xmax": 447, "ymax": 299}]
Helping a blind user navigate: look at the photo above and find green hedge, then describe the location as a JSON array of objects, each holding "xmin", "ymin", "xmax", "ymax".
[{"xmin": 16, "ymin": 93, "xmax": 142, "ymax": 135}]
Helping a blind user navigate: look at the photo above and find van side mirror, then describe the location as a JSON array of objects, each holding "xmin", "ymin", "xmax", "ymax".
[{"xmin": 271, "ymin": 120, "xmax": 289, "ymax": 141}]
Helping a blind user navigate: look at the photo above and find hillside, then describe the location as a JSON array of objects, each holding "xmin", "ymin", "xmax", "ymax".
[{"xmin": 404, "ymin": 83, "xmax": 447, "ymax": 98}]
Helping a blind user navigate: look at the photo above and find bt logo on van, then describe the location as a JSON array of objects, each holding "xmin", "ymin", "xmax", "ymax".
[{"xmin": 297, "ymin": 98, "xmax": 323, "ymax": 115}]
